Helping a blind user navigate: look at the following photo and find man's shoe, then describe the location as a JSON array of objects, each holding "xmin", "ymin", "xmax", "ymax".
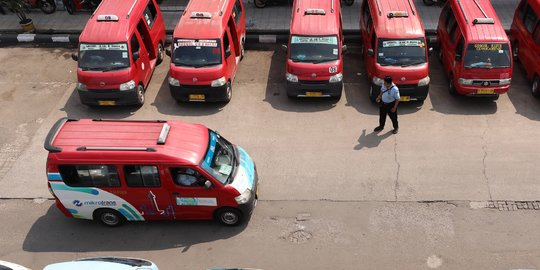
[
  {"xmin": 392, "ymin": 128, "xmax": 399, "ymax": 134},
  {"xmin": 374, "ymin": 126, "xmax": 384, "ymax": 132}
]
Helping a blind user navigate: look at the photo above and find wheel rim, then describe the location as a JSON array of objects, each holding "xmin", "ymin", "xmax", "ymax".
[
  {"xmin": 158, "ymin": 43, "xmax": 164, "ymax": 60},
  {"xmin": 102, "ymin": 213, "xmax": 119, "ymax": 226},
  {"xmin": 533, "ymin": 79, "xmax": 539, "ymax": 95},
  {"xmin": 221, "ymin": 212, "xmax": 238, "ymax": 225},
  {"xmin": 226, "ymin": 83, "xmax": 232, "ymax": 100},
  {"xmin": 138, "ymin": 86, "xmax": 144, "ymax": 104}
]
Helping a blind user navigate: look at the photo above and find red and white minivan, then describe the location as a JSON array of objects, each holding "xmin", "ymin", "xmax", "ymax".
[
  {"xmin": 511, "ymin": 0, "xmax": 540, "ymax": 97},
  {"xmin": 360, "ymin": 0, "xmax": 431, "ymax": 103},
  {"xmin": 45, "ymin": 118, "xmax": 258, "ymax": 227},
  {"xmin": 72, "ymin": 0, "xmax": 166, "ymax": 106},
  {"xmin": 284, "ymin": 0, "xmax": 345, "ymax": 99},
  {"xmin": 437, "ymin": 0, "xmax": 513, "ymax": 99},
  {"xmin": 167, "ymin": 0, "xmax": 246, "ymax": 103}
]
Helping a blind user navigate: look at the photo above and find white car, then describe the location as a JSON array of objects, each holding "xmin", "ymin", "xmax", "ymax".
[
  {"xmin": 43, "ymin": 257, "xmax": 159, "ymax": 270},
  {"xmin": 0, "ymin": 260, "xmax": 31, "ymax": 270}
]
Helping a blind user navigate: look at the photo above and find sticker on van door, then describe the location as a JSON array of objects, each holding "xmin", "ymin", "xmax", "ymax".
[{"xmin": 176, "ymin": 197, "xmax": 217, "ymax": 206}]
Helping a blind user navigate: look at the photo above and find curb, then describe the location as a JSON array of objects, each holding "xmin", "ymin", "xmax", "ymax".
[{"xmin": 0, "ymin": 33, "xmax": 79, "ymax": 45}]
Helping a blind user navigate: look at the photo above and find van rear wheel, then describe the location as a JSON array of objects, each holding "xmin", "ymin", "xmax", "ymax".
[
  {"xmin": 95, "ymin": 209, "xmax": 125, "ymax": 227},
  {"xmin": 216, "ymin": 208, "xmax": 242, "ymax": 226}
]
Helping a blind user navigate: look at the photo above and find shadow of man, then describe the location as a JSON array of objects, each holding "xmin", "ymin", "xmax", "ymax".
[{"xmin": 354, "ymin": 129, "xmax": 393, "ymax": 150}]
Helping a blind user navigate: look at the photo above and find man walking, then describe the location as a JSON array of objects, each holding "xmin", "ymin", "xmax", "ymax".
[{"xmin": 374, "ymin": 76, "xmax": 400, "ymax": 134}]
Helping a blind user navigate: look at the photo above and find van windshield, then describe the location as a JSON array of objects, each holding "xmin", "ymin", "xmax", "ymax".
[
  {"xmin": 78, "ymin": 43, "xmax": 130, "ymax": 71},
  {"xmin": 289, "ymin": 35, "xmax": 339, "ymax": 63},
  {"xmin": 201, "ymin": 131, "xmax": 236, "ymax": 185},
  {"xmin": 464, "ymin": 43, "xmax": 511, "ymax": 69},
  {"xmin": 377, "ymin": 38, "xmax": 427, "ymax": 67},
  {"xmin": 172, "ymin": 39, "xmax": 222, "ymax": 68}
]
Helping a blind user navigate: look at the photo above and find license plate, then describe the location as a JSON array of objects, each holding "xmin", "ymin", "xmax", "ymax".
[
  {"xmin": 399, "ymin": 96, "xmax": 411, "ymax": 102},
  {"xmin": 189, "ymin": 94, "xmax": 205, "ymax": 101},
  {"xmin": 305, "ymin": 91, "xmax": 322, "ymax": 97},
  {"xmin": 98, "ymin": 100, "xmax": 115, "ymax": 106},
  {"xmin": 477, "ymin": 89, "xmax": 494, "ymax": 94}
]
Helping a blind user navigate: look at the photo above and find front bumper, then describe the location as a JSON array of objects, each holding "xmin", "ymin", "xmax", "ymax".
[
  {"xmin": 170, "ymin": 84, "xmax": 228, "ymax": 102},
  {"xmin": 371, "ymin": 83, "xmax": 429, "ymax": 101},
  {"xmin": 237, "ymin": 168, "xmax": 259, "ymax": 217},
  {"xmin": 456, "ymin": 84, "xmax": 509, "ymax": 96},
  {"xmin": 78, "ymin": 88, "xmax": 139, "ymax": 106},
  {"xmin": 287, "ymin": 80, "xmax": 343, "ymax": 98}
]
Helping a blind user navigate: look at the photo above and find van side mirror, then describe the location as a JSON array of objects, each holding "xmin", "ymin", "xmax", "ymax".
[
  {"xmin": 342, "ymin": 45, "xmax": 348, "ymax": 54},
  {"xmin": 367, "ymin": 48, "xmax": 374, "ymax": 57},
  {"xmin": 204, "ymin": 180, "xmax": 213, "ymax": 189},
  {"xmin": 225, "ymin": 46, "xmax": 231, "ymax": 58},
  {"xmin": 165, "ymin": 47, "xmax": 171, "ymax": 57},
  {"xmin": 133, "ymin": 51, "xmax": 140, "ymax": 61},
  {"xmin": 71, "ymin": 53, "xmax": 78, "ymax": 61},
  {"xmin": 281, "ymin": 44, "xmax": 288, "ymax": 51},
  {"xmin": 455, "ymin": 54, "xmax": 462, "ymax": 61},
  {"xmin": 428, "ymin": 47, "xmax": 433, "ymax": 56}
]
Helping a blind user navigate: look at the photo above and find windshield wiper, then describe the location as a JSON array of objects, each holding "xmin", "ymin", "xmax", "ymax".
[
  {"xmin": 401, "ymin": 60, "xmax": 425, "ymax": 67},
  {"xmin": 313, "ymin": 58, "xmax": 336, "ymax": 64},
  {"xmin": 102, "ymin": 66, "xmax": 128, "ymax": 72}
]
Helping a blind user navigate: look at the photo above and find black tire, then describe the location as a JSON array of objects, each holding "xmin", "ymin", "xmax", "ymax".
[
  {"xmin": 513, "ymin": 42, "xmax": 519, "ymax": 62},
  {"xmin": 423, "ymin": 0, "xmax": 436, "ymax": 6},
  {"xmin": 532, "ymin": 76, "xmax": 540, "ymax": 98},
  {"xmin": 343, "ymin": 0, "xmax": 354, "ymax": 6},
  {"xmin": 136, "ymin": 85, "xmax": 145, "ymax": 106},
  {"xmin": 254, "ymin": 0, "xmax": 266, "ymax": 8},
  {"xmin": 223, "ymin": 81, "xmax": 232, "ymax": 103},
  {"xmin": 95, "ymin": 209, "xmax": 125, "ymax": 227},
  {"xmin": 215, "ymin": 207, "xmax": 242, "ymax": 226},
  {"xmin": 156, "ymin": 43, "xmax": 164, "ymax": 66},
  {"xmin": 369, "ymin": 84, "xmax": 378, "ymax": 103},
  {"xmin": 63, "ymin": 0, "xmax": 75, "ymax": 14},
  {"xmin": 240, "ymin": 39, "xmax": 245, "ymax": 61},
  {"xmin": 489, "ymin": 94, "xmax": 499, "ymax": 101},
  {"xmin": 39, "ymin": 0, "xmax": 56, "ymax": 14},
  {"xmin": 448, "ymin": 76, "xmax": 458, "ymax": 96}
]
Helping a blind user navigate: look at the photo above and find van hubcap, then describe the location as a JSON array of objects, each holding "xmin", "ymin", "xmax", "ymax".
[
  {"xmin": 102, "ymin": 213, "xmax": 118, "ymax": 225},
  {"xmin": 222, "ymin": 212, "xmax": 237, "ymax": 224}
]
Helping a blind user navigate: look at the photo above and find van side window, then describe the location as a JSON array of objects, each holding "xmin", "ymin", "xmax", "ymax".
[
  {"xmin": 456, "ymin": 37, "xmax": 464, "ymax": 57},
  {"xmin": 143, "ymin": 0, "xmax": 158, "ymax": 28},
  {"xmin": 124, "ymin": 165, "xmax": 161, "ymax": 187},
  {"xmin": 223, "ymin": 32, "xmax": 230, "ymax": 54},
  {"xmin": 518, "ymin": 0, "xmax": 526, "ymax": 21},
  {"xmin": 442, "ymin": 5, "xmax": 453, "ymax": 28},
  {"xmin": 524, "ymin": 5, "xmax": 538, "ymax": 33},
  {"xmin": 447, "ymin": 16, "xmax": 457, "ymax": 37},
  {"xmin": 58, "ymin": 165, "xmax": 120, "ymax": 187},
  {"xmin": 371, "ymin": 34, "xmax": 376, "ymax": 50},
  {"xmin": 131, "ymin": 34, "xmax": 140, "ymax": 53},
  {"xmin": 534, "ymin": 23, "xmax": 540, "ymax": 45},
  {"xmin": 170, "ymin": 168, "xmax": 206, "ymax": 187},
  {"xmin": 232, "ymin": 0, "xmax": 242, "ymax": 25}
]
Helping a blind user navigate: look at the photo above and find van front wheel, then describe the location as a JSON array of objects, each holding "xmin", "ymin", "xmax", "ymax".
[
  {"xmin": 216, "ymin": 208, "xmax": 242, "ymax": 226},
  {"xmin": 157, "ymin": 43, "xmax": 164, "ymax": 65},
  {"xmin": 136, "ymin": 85, "xmax": 145, "ymax": 106},
  {"xmin": 532, "ymin": 76, "xmax": 540, "ymax": 98},
  {"xmin": 95, "ymin": 209, "xmax": 125, "ymax": 227},
  {"xmin": 224, "ymin": 82, "xmax": 232, "ymax": 103}
]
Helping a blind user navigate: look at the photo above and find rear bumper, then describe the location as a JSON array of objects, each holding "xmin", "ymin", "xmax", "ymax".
[
  {"xmin": 287, "ymin": 81, "xmax": 343, "ymax": 97},
  {"xmin": 78, "ymin": 88, "xmax": 139, "ymax": 106},
  {"xmin": 170, "ymin": 84, "xmax": 228, "ymax": 102}
]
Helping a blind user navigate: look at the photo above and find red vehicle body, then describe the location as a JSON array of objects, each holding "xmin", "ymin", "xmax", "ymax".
[
  {"xmin": 72, "ymin": 0, "xmax": 166, "ymax": 106},
  {"xmin": 285, "ymin": 0, "xmax": 345, "ymax": 99},
  {"xmin": 360, "ymin": 0, "xmax": 430, "ymax": 103},
  {"xmin": 510, "ymin": 0, "xmax": 540, "ymax": 97},
  {"xmin": 437, "ymin": 0, "xmax": 513, "ymax": 99},
  {"xmin": 167, "ymin": 0, "xmax": 246, "ymax": 103},
  {"xmin": 44, "ymin": 118, "xmax": 258, "ymax": 227}
]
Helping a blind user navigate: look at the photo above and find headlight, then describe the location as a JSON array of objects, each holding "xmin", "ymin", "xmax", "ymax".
[
  {"xmin": 76, "ymin": 82, "xmax": 87, "ymax": 91},
  {"xmin": 119, "ymin": 80, "xmax": 136, "ymax": 91},
  {"xmin": 499, "ymin": 78, "xmax": 512, "ymax": 85},
  {"xmin": 286, "ymin": 72, "xmax": 298, "ymax": 83},
  {"xmin": 168, "ymin": 76, "xmax": 180, "ymax": 86},
  {"xmin": 234, "ymin": 189, "xmax": 251, "ymax": 204},
  {"xmin": 329, "ymin": 73, "xmax": 343, "ymax": 83},
  {"xmin": 418, "ymin": 76, "xmax": 430, "ymax": 86},
  {"xmin": 372, "ymin": 76, "xmax": 384, "ymax": 86},
  {"xmin": 458, "ymin": 78, "xmax": 474, "ymax": 85},
  {"xmin": 211, "ymin": 77, "xmax": 226, "ymax": 87}
]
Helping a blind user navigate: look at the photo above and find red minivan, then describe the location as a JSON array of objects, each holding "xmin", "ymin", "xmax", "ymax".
[
  {"xmin": 284, "ymin": 0, "xmax": 345, "ymax": 99},
  {"xmin": 167, "ymin": 0, "xmax": 246, "ymax": 103},
  {"xmin": 437, "ymin": 0, "xmax": 513, "ymax": 99},
  {"xmin": 360, "ymin": 0, "xmax": 431, "ymax": 103},
  {"xmin": 72, "ymin": 0, "xmax": 166, "ymax": 106},
  {"xmin": 511, "ymin": 0, "xmax": 540, "ymax": 97}
]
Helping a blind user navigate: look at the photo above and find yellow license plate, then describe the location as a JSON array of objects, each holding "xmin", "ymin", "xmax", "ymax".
[
  {"xmin": 189, "ymin": 94, "xmax": 205, "ymax": 101},
  {"xmin": 477, "ymin": 89, "xmax": 494, "ymax": 94},
  {"xmin": 98, "ymin": 100, "xmax": 115, "ymax": 106},
  {"xmin": 399, "ymin": 96, "xmax": 411, "ymax": 102},
  {"xmin": 306, "ymin": 91, "xmax": 322, "ymax": 97}
]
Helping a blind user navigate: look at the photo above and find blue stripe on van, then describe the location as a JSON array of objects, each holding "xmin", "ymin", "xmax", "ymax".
[
  {"xmin": 117, "ymin": 208, "xmax": 136, "ymax": 221},
  {"xmin": 47, "ymin": 173, "xmax": 62, "ymax": 181}
]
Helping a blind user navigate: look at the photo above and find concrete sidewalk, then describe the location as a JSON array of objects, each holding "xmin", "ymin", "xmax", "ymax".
[{"xmin": 0, "ymin": 0, "xmax": 519, "ymax": 37}]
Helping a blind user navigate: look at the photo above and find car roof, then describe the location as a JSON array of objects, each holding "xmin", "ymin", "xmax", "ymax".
[
  {"xmin": 367, "ymin": 0, "xmax": 425, "ymax": 38},
  {"xmin": 290, "ymin": 0, "xmax": 341, "ymax": 36},
  {"xmin": 0, "ymin": 260, "xmax": 31, "ymax": 270},
  {"xmin": 43, "ymin": 261, "xmax": 136, "ymax": 270},
  {"xmin": 48, "ymin": 119, "xmax": 209, "ymax": 165},
  {"xmin": 173, "ymin": 0, "xmax": 235, "ymax": 39},
  {"xmin": 79, "ymin": 0, "xmax": 153, "ymax": 43},
  {"xmin": 450, "ymin": 0, "xmax": 508, "ymax": 42}
]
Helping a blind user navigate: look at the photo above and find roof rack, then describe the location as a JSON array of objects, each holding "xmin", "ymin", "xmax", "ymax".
[
  {"xmin": 407, "ymin": 0, "xmax": 416, "ymax": 16},
  {"xmin": 157, "ymin": 123, "xmax": 170, "ymax": 145},
  {"xmin": 457, "ymin": 0, "xmax": 468, "ymax": 24},
  {"xmin": 305, "ymin": 8, "xmax": 325, "ymax": 15},
  {"xmin": 473, "ymin": 18, "xmax": 494, "ymax": 24},
  {"xmin": 331, "ymin": 0, "xmax": 334, "ymax": 13},
  {"xmin": 76, "ymin": 147, "xmax": 157, "ymax": 152},
  {"xmin": 374, "ymin": 0, "xmax": 382, "ymax": 16},
  {"xmin": 90, "ymin": 0, "xmax": 105, "ymax": 18},
  {"xmin": 44, "ymin": 118, "xmax": 79, "ymax": 153},
  {"xmin": 219, "ymin": 0, "xmax": 227, "ymax": 16},
  {"xmin": 472, "ymin": 0, "xmax": 488, "ymax": 18},
  {"xmin": 92, "ymin": 119, "xmax": 167, "ymax": 123},
  {"xmin": 387, "ymin": 11, "xmax": 409, "ymax": 18},
  {"xmin": 126, "ymin": 0, "xmax": 139, "ymax": 19}
]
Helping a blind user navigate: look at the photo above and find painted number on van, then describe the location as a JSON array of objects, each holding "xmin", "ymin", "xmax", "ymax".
[{"xmin": 329, "ymin": 66, "xmax": 337, "ymax": 73}]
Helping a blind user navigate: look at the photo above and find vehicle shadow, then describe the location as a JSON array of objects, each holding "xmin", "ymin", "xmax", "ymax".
[
  {"xmin": 262, "ymin": 47, "xmax": 340, "ymax": 112},
  {"xmin": 354, "ymin": 129, "xmax": 394, "ymax": 150},
  {"xmin": 343, "ymin": 47, "xmax": 423, "ymax": 115},
  {"xmin": 506, "ymin": 65, "xmax": 540, "ymax": 121},
  {"xmin": 23, "ymin": 205, "xmax": 246, "ymax": 253},
  {"xmin": 60, "ymin": 88, "xmax": 139, "ymax": 119},
  {"xmin": 427, "ymin": 56, "xmax": 498, "ymax": 115},
  {"xmin": 152, "ymin": 76, "xmax": 227, "ymax": 116}
]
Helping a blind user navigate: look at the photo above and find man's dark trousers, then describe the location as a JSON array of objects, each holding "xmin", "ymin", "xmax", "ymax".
[{"xmin": 379, "ymin": 101, "xmax": 398, "ymax": 129}]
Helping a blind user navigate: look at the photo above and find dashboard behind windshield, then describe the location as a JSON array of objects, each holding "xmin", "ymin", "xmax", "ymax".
[
  {"xmin": 172, "ymin": 39, "xmax": 222, "ymax": 67},
  {"xmin": 79, "ymin": 43, "xmax": 130, "ymax": 71},
  {"xmin": 376, "ymin": 38, "xmax": 427, "ymax": 66},
  {"xmin": 464, "ymin": 43, "xmax": 511, "ymax": 68},
  {"xmin": 289, "ymin": 35, "xmax": 339, "ymax": 63},
  {"xmin": 201, "ymin": 131, "xmax": 236, "ymax": 185}
]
